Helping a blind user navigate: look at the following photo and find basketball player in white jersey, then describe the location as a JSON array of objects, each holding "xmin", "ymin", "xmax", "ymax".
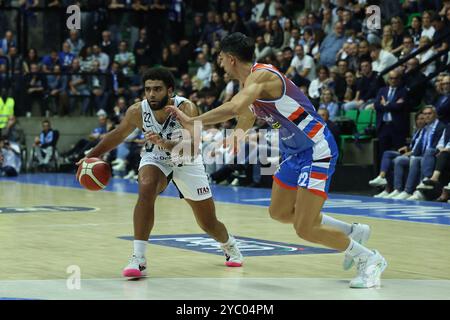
[{"xmin": 77, "ymin": 67, "xmax": 243, "ymax": 278}]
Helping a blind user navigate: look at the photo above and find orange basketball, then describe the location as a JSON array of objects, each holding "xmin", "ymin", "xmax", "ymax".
[{"xmin": 76, "ymin": 158, "xmax": 111, "ymax": 191}]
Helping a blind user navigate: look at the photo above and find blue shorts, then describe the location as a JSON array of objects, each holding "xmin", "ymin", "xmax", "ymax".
[{"xmin": 273, "ymin": 135, "xmax": 338, "ymax": 199}]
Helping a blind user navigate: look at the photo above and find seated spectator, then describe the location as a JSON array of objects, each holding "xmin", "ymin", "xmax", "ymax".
[
  {"xmin": 111, "ymin": 96, "xmax": 128, "ymax": 125},
  {"xmin": 23, "ymin": 48, "xmax": 40, "ymax": 74},
  {"xmin": 406, "ymin": 106, "xmax": 447, "ymax": 200},
  {"xmin": 403, "ymin": 58, "xmax": 427, "ymax": 111},
  {"xmin": 431, "ymin": 14, "xmax": 450, "ymax": 60},
  {"xmin": 3, "ymin": 115, "xmax": 25, "ymax": 149},
  {"xmin": 342, "ymin": 71, "xmax": 357, "ymax": 108},
  {"xmin": 416, "ymin": 36, "xmax": 436, "ymax": 76},
  {"xmin": 408, "ymin": 16, "xmax": 422, "ymax": 46},
  {"xmin": 109, "ymin": 62, "xmax": 128, "ymax": 98},
  {"xmin": 370, "ymin": 43, "xmax": 398, "ymax": 75},
  {"xmin": 68, "ymin": 58, "xmax": 90, "ymax": 115},
  {"xmin": 319, "ymin": 21, "xmax": 346, "ymax": 67},
  {"xmin": 66, "ymin": 30, "xmax": 85, "ymax": 56},
  {"xmin": 134, "ymin": 28, "xmax": 152, "ymax": 71},
  {"xmin": 89, "ymin": 60, "xmax": 109, "ymax": 113},
  {"xmin": 180, "ymin": 73, "xmax": 193, "ymax": 98},
  {"xmin": 114, "ymin": 41, "xmax": 135, "ymax": 77},
  {"xmin": 195, "ymin": 53, "xmax": 212, "ymax": 89},
  {"xmin": 342, "ymin": 9, "xmax": 360, "ymax": 34},
  {"xmin": 256, "ymin": 19, "xmax": 285, "ymax": 61},
  {"xmin": 100, "ymin": 30, "xmax": 116, "ymax": 59},
  {"xmin": 306, "ymin": 12, "xmax": 321, "ymax": 31},
  {"xmin": 254, "ymin": 35, "xmax": 268, "ymax": 61},
  {"xmin": 288, "ymin": 27, "xmax": 301, "ymax": 50},
  {"xmin": 286, "ymin": 44, "xmax": 315, "ymax": 87},
  {"xmin": 210, "ymin": 72, "xmax": 225, "ymax": 101},
  {"xmin": 381, "ymin": 25, "xmax": 394, "ymax": 52},
  {"xmin": 370, "ymin": 111, "xmax": 426, "ymax": 198},
  {"xmin": 24, "ymin": 63, "xmax": 48, "ymax": 117},
  {"xmin": 328, "ymin": 66, "xmax": 346, "ymax": 103},
  {"xmin": 219, "ymin": 73, "xmax": 239, "ymax": 104},
  {"xmin": 374, "ymin": 70, "xmax": 408, "ymax": 163},
  {"xmin": 32, "ymin": 119, "xmax": 57, "ymax": 170},
  {"xmin": 78, "ymin": 46, "xmax": 94, "ymax": 72},
  {"xmin": 393, "ymin": 106, "xmax": 446, "ymax": 200},
  {"xmin": 59, "ymin": 41, "xmax": 75, "ymax": 72},
  {"xmin": 416, "ymin": 123, "xmax": 450, "ymax": 201},
  {"xmin": 278, "ymin": 47, "xmax": 293, "ymax": 74},
  {"xmin": 0, "ymin": 30, "xmax": 15, "ymax": 55},
  {"xmin": 347, "ymin": 59, "xmax": 385, "ymax": 111},
  {"xmin": 398, "ymin": 35, "xmax": 417, "ymax": 59},
  {"xmin": 319, "ymin": 88, "xmax": 339, "ymax": 121},
  {"xmin": 46, "ymin": 64, "xmax": 69, "ymax": 116},
  {"xmin": 91, "ymin": 45, "xmax": 110, "ymax": 73},
  {"xmin": 6, "ymin": 46, "xmax": 24, "ymax": 78},
  {"xmin": 435, "ymin": 75, "xmax": 450, "ymax": 124},
  {"xmin": 421, "ymin": 11, "xmax": 436, "ymax": 40},
  {"xmin": 308, "ymin": 65, "xmax": 331, "ymax": 103},
  {"xmin": 390, "ymin": 16, "xmax": 406, "ymax": 56},
  {"xmin": 41, "ymin": 48, "xmax": 60, "ymax": 73},
  {"xmin": 299, "ymin": 28, "xmax": 314, "ymax": 55},
  {"xmin": 168, "ymin": 42, "xmax": 189, "ymax": 78},
  {"xmin": 0, "ymin": 135, "xmax": 21, "ymax": 177},
  {"xmin": 317, "ymin": 107, "xmax": 340, "ymax": 143},
  {"xmin": 321, "ymin": 8, "xmax": 333, "ymax": 36},
  {"xmin": 357, "ymin": 39, "xmax": 371, "ymax": 62}
]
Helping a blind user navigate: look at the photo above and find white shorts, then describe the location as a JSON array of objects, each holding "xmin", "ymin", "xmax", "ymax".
[{"xmin": 139, "ymin": 153, "xmax": 212, "ymax": 201}]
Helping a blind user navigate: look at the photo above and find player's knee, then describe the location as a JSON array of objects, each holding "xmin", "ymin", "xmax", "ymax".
[
  {"xmin": 269, "ymin": 206, "xmax": 291, "ymax": 223},
  {"xmin": 138, "ymin": 180, "xmax": 158, "ymax": 199}
]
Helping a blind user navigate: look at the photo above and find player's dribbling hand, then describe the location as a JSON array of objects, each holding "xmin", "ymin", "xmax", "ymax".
[
  {"xmin": 165, "ymin": 105, "xmax": 194, "ymax": 128},
  {"xmin": 76, "ymin": 157, "xmax": 87, "ymax": 166}
]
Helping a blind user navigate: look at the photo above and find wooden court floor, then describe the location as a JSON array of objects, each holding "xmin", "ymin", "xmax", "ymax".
[{"xmin": 0, "ymin": 178, "xmax": 449, "ymax": 300}]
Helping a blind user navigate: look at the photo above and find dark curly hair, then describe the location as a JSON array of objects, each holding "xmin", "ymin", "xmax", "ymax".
[{"xmin": 142, "ymin": 67, "xmax": 176, "ymax": 91}]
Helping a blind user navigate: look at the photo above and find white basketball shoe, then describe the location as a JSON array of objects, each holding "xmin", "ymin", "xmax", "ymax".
[
  {"xmin": 349, "ymin": 250, "xmax": 387, "ymax": 288},
  {"xmin": 122, "ymin": 255, "xmax": 147, "ymax": 278},
  {"xmin": 343, "ymin": 223, "xmax": 371, "ymax": 270},
  {"xmin": 220, "ymin": 235, "xmax": 244, "ymax": 267}
]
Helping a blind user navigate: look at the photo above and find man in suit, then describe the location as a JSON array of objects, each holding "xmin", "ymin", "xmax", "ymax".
[
  {"xmin": 374, "ymin": 70, "xmax": 409, "ymax": 164},
  {"xmin": 435, "ymin": 75, "xmax": 450, "ymax": 124},
  {"xmin": 393, "ymin": 105, "xmax": 447, "ymax": 200}
]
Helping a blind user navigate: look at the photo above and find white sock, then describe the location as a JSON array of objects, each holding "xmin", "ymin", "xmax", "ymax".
[
  {"xmin": 221, "ymin": 234, "xmax": 235, "ymax": 246},
  {"xmin": 321, "ymin": 214, "xmax": 353, "ymax": 235},
  {"xmin": 345, "ymin": 238, "xmax": 373, "ymax": 258},
  {"xmin": 133, "ymin": 240, "xmax": 148, "ymax": 258}
]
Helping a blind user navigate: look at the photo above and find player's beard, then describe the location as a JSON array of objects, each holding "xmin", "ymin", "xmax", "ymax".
[{"xmin": 148, "ymin": 94, "xmax": 169, "ymax": 111}]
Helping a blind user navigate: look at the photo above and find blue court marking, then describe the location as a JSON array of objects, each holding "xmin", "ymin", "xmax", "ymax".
[
  {"xmin": 118, "ymin": 234, "xmax": 337, "ymax": 256},
  {"xmin": 2, "ymin": 173, "xmax": 450, "ymax": 226}
]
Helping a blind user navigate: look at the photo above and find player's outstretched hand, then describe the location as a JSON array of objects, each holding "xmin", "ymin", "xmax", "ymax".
[{"xmin": 165, "ymin": 105, "xmax": 194, "ymax": 130}]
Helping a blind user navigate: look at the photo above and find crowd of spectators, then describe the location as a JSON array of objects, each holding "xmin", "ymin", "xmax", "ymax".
[{"xmin": 0, "ymin": 0, "xmax": 450, "ymax": 200}]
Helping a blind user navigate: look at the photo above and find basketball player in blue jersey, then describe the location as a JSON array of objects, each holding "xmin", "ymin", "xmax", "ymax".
[
  {"xmin": 169, "ymin": 32, "xmax": 387, "ymax": 288},
  {"xmin": 77, "ymin": 67, "xmax": 243, "ymax": 278}
]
